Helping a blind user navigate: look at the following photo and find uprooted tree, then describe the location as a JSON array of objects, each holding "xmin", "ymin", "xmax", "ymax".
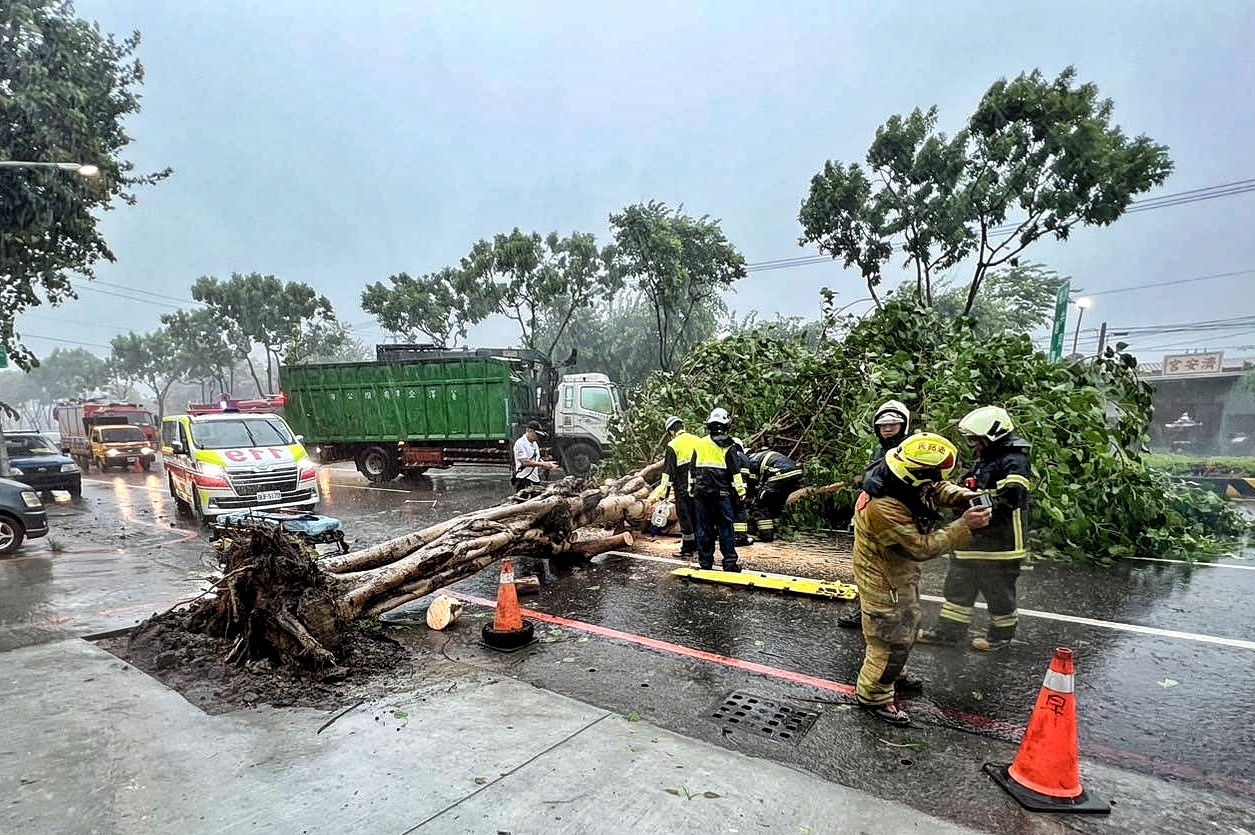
[{"xmin": 183, "ymin": 467, "xmax": 661, "ymax": 668}]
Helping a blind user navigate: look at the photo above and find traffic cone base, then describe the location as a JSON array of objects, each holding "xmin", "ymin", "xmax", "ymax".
[
  {"xmin": 986, "ymin": 647, "xmax": 1110, "ymax": 815},
  {"xmin": 983, "ymin": 763, "xmax": 1110, "ymax": 814},
  {"xmin": 482, "ymin": 559, "xmax": 535, "ymax": 652}
]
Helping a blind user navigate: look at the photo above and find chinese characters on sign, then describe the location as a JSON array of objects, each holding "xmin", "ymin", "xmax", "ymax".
[{"xmin": 1161, "ymin": 352, "xmax": 1225, "ymax": 376}]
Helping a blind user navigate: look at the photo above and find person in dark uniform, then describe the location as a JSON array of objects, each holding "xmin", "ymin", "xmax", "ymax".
[
  {"xmin": 917, "ymin": 406, "xmax": 1031, "ymax": 652},
  {"xmin": 691, "ymin": 408, "xmax": 747, "ymax": 572},
  {"xmin": 648, "ymin": 415, "xmax": 700, "ymax": 557},
  {"xmin": 744, "ymin": 448, "xmax": 803, "ymax": 542},
  {"xmin": 840, "ymin": 399, "xmax": 913, "ymax": 628}
]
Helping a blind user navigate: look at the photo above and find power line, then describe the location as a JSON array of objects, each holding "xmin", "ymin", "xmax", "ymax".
[
  {"xmin": 1087, "ymin": 268, "xmax": 1255, "ymax": 298},
  {"xmin": 89, "ymin": 278, "xmax": 204, "ymax": 307},
  {"xmin": 19, "ymin": 332, "xmax": 111, "ymax": 349},
  {"xmin": 746, "ymin": 177, "xmax": 1255, "ymax": 273},
  {"xmin": 76, "ymin": 284, "xmax": 186, "ymax": 310}
]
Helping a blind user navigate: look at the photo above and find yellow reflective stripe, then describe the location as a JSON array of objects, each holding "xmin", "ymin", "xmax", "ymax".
[
  {"xmin": 657, "ymin": 473, "xmax": 671, "ymax": 492},
  {"xmin": 1012, "ymin": 508, "xmax": 1025, "ymax": 552},
  {"xmin": 757, "ymin": 519, "xmax": 775, "ymax": 530},
  {"xmin": 991, "ymin": 612, "xmax": 1019, "ymax": 627},
  {"xmin": 767, "ymin": 470, "xmax": 803, "ymax": 483},
  {"xmin": 953, "ymin": 549, "xmax": 1026, "ymax": 560},
  {"xmin": 997, "ymin": 474, "xmax": 1032, "ymax": 491},
  {"xmin": 758, "ymin": 452, "xmax": 776, "ymax": 481},
  {"xmin": 939, "ymin": 602, "xmax": 973, "ymax": 623}
]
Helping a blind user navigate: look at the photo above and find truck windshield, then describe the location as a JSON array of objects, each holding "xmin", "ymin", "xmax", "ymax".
[
  {"xmin": 192, "ymin": 418, "xmax": 294, "ymax": 450},
  {"xmin": 99, "ymin": 427, "xmax": 146, "ymax": 443},
  {"xmin": 126, "ymin": 414, "xmax": 154, "ymax": 427}
]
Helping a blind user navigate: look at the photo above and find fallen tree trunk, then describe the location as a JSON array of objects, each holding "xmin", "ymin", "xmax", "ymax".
[
  {"xmin": 186, "ymin": 469, "xmax": 658, "ymax": 668},
  {"xmin": 173, "ymin": 463, "xmax": 842, "ymax": 670}
]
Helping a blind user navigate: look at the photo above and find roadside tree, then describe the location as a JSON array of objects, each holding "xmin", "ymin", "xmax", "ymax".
[
  {"xmin": 799, "ymin": 67, "xmax": 1171, "ymax": 310},
  {"xmin": 0, "ymin": 0, "xmax": 170, "ymax": 370}
]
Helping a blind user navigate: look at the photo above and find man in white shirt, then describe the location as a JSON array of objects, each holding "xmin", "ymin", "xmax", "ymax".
[{"xmin": 512, "ymin": 420, "xmax": 558, "ymax": 491}]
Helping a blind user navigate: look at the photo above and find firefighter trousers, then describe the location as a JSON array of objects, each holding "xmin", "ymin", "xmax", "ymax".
[
  {"xmin": 750, "ymin": 480, "xmax": 797, "ymax": 542},
  {"xmin": 935, "ymin": 558, "xmax": 1021, "ymax": 642},
  {"xmin": 855, "ymin": 581, "xmax": 921, "ymax": 708},
  {"xmin": 694, "ymin": 494, "xmax": 739, "ymax": 570},
  {"xmin": 674, "ymin": 491, "xmax": 696, "ymax": 555}
]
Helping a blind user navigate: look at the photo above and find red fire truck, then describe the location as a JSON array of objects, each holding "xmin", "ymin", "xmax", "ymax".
[{"xmin": 54, "ymin": 401, "xmax": 159, "ymax": 468}]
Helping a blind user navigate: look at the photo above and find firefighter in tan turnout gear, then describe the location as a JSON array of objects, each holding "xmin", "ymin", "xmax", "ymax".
[
  {"xmin": 853, "ymin": 433, "xmax": 991, "ymax": 726},
  {"xmin": 917, "ymin": 406, "xmax": 1032, "ymax": 652}
]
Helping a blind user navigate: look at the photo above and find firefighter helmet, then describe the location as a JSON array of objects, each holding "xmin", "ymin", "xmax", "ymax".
[
  {"xmin": 664, "ymin": 415, "xmax": 684, "ymax": 433},
  {"xmin": 958, "ymin": 406, "xmax": 1014, "ymax": 443},
  {"xmin": 873, "ymin": 399, "xmax": 910, "ymax": 430},
  {"xmin": 707, "ymin": 407, "xmax": 731, "ymax": 426},
  {"xmin": 885, "ymin": 433, "xmax": 959, "ymax": 487},
  {"xmin": 731, "ymin": 436, "xmax": 745, "ymax": 450}
]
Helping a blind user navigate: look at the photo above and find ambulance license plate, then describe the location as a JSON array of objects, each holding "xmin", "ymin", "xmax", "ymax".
[{"xmin": 257, "ymin": 491, "xmax": 282, "ymax": 502}]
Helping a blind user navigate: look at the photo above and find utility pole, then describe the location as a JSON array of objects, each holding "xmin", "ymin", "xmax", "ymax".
[{"xmin": 1094, "ymin": 322, "xmax": 1108, "ymax": 359}]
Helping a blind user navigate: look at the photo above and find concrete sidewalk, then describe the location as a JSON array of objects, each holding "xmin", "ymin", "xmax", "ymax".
[{"xmin": 0, "ymin": 638, "xmax": 978, "ymax": 835}]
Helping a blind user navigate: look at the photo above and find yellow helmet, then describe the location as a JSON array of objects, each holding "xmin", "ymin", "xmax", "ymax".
[
  {"xmin": 958, "ymin": 406, "xmax": 1014, "ymax": 443},
  {"xmin": 885, "ymin": 433, "xmax": 959, "ymax": 487}
]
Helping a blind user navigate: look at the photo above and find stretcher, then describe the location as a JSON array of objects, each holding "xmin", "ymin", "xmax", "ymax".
[
  {"xmin": 671, "ymin": 566, "xmax": 858, "ymax": 600},
  {"xmin": 209, "ymin": 510, "xmax": 349, "ymax": 554}
]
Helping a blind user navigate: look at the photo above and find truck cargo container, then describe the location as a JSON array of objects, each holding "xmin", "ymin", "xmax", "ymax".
[{"xmin": 281, "ymin": 345, "xmax": 620, "ymax": 482}]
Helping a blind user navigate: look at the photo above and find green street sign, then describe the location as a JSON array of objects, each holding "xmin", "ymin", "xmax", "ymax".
[
  {"xmin": 0, "ymin": 352, "xmax": 7, "ymax": 369},
  {"xmin": 1048, "ymin": 281, "xmax": 1071, "ymax": 361}
]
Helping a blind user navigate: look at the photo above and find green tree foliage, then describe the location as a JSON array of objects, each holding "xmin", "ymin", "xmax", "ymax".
[
  {"xmin": 609, "ymin": 201, "xmax": 747, "ymax": 372},
  {"xmin": 360, "ymin": 267, "xmax": 473, "ymax": 349},
  {"xmin": 799, "ymin": 67, "xmax": 1172, "ymax": 311},
  {"xmin": 108, "ymin": 329, "xmax": 181, "ymax": 419},
  {"xmin": 161, "ymin": 308, "xmax": 235, "ymax": 397},
  {"xmin": 0, "ymin": 347, "xmax": 107, "ymax": 426},
  {"xmin": 932, "ymin": 262, "xmax": 1069, "ymax": 338},
  {"xmin": 0, "ymin": 0, "xmax": 171, "ymax": 370},
  {"xmin": 286, "ymin": 319, "xmax": 368, "ymax": 365},
  {"xmin": 612, "ymin": 299, "xmax": 1245, "ymax": 562},
  {"xmin": 190, "ymin": 273, "xmax": 335, "ymax": 393},
  {"xmin": 456, "ymin": 230, "xmax": 620, "ymax": 356}
]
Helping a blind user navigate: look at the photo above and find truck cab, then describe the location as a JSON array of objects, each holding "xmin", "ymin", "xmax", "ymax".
[{"xmin": 552, "ymin": 373, "xmax": 622, "ymax": 475}]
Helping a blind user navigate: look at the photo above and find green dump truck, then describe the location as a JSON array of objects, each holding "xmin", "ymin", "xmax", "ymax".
[{"xmin": 280, "ymin": 345, "xmax": 621, "ymax": 482}]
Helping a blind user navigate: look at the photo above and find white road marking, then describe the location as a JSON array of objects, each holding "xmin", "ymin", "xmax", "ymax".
[
  {"xmin": 322, "ymin": 479, "xmax": 411, "ymax": 494},
  {"xmin": 604, "ymin": 550, "xmax": 1255, "ymax": 652},
  {"xmin": 1125, "ymin": 555, "xmax": 1255, "ymax": 571}
]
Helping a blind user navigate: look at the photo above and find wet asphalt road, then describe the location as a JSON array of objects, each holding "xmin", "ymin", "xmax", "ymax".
[{"xmin": 2, "ymin": 462, "xmax": 1254, "ymax": 832}]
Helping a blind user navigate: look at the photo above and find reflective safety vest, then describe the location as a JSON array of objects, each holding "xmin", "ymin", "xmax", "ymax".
[
  {"xmin": 954, "ymin": 437, "xmax": 1032, "ymax": 561},
  {"xmin": 657, "ymin": 430, "xmax": 699, "ymax": 497},
  {"xmin": 691, "ymin": 434, "xmax": 746, "ymax": 500}
]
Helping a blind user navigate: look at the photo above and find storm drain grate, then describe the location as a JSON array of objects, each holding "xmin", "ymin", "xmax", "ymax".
[{"xmin": 709, "ymin": 691, "xmax": 819, "ymax": 744}]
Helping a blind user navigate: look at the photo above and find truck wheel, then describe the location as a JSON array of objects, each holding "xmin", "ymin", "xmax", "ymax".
[
  {"xmin": 0, "ymin": 515, "xmax": 25, "ymax": 556},
  {"xmin": 68, "ymin": 481, "xmax": 82, "ymax": 499},
  {"xmin": 357, "ymin": 447, "xmax": 398, "ymax": 483},
  {"xmin": 561, "ymin": 443, "xmax": 600, "ymax": 477},
  {"xmin": 142, "ymin": 461, "xmax": 152, "ymax": 472}
]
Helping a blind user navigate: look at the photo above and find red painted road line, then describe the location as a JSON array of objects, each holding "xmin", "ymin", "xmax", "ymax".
[
  {"xmin": 450, "ymin": 590, "xmax": 1255, "ymax": 800},
  {"xmin": 453, "ymin": 590, "xmax": 860, "ymax": 697}
]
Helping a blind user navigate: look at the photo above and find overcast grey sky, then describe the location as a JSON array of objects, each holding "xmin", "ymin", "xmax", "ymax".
[{"xmin": 23, "ymin": 0, "xmax": 1255, "ymax": 362}]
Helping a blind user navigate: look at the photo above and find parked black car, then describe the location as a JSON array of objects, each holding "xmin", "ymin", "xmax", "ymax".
[
  {"xmin": 5, "ymin": 431, "xmax": 83, "ymax": 497},
  {"xmin": 0, "ymin": 477, "xmax": 49, "ymax": 556}
]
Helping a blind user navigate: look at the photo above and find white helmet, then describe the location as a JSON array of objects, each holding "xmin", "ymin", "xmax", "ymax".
[
  {"xmin": 731, "ymin": 436, "xmax": 745, "ymax": 450},
  {"xmin": 874, "ymin": 399, "xmax": 910, "ymax": 430},
  {"xmin": 958, "ymin": 406, "xmax": 1014, "ymax": 443},
  {"xmin": 707, "ymin": 407, "xmax": 731, "ymax": 426},
  {"xmin": 664, "ymin": 415, "xmax": 684, "ymax": 433}
]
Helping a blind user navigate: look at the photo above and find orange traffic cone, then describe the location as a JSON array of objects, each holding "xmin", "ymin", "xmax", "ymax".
[
  {"xmin": 481, "ymin": 559, "xmax": 535, "ymax": 651},
  {"xmin": 984, "ymin": 647, "xmax": 1110, "ymax": 814},
  {"xmin": 133, "ymin": 458, "xmax": 143, "ymax": 474}
]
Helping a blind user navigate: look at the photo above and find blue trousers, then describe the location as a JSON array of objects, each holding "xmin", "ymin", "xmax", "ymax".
[{"xmin": 694, "ymin": 494, "xmax": 739, "ymax": 569}]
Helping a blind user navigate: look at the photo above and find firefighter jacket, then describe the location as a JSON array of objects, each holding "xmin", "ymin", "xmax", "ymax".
[
  {"xmin": 853, "ymin": 462, "xmax": 974, "ymax": 596},
  {"xmin": 691, "ymin": 433, "xmax": 747, "ymax": 500},
  {"xmin": 746, "ymin": 450, "xmax": 803, "ymax": 492},
  {"xmin": 955, "ymin": 436, "xmax": 1031, "ymax": 561},
  {"xmin": 656, "ymin": 430, "xmax": 699, "ymax": 498}
]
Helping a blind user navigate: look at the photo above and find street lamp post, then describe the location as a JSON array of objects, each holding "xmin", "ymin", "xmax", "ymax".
[
  {"xmin": 0, "ymin": 160, "xmax": 99, "ymax": 176},
  {"xmin": 1071, "ymin": 297, "xmax": 1093, "ymax": 356},
  {"xmin": 0, "ymin": 159, "xmax": 100, "ymax": 477}
]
